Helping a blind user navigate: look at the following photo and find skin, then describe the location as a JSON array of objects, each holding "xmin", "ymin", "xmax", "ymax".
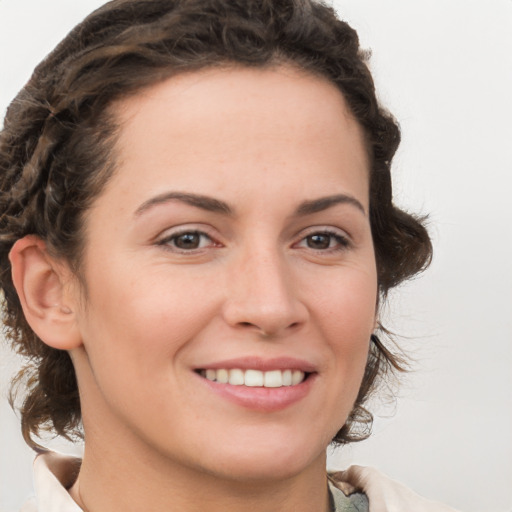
[{"xmin": 13, "ymin": 65, "xmax": 378, "ymax": 512}]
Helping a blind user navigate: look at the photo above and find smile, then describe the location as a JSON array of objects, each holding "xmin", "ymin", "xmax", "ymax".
[{"xmin": 198, "ymin": 369, "xmax": 307, "ymax": 388}]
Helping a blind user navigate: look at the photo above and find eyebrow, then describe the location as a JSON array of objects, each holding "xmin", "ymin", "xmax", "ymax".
[
  {"xmin": 134, "ymin": 191, "xmax": 365, "ymax": 217},
  {"xmin": 295, "ymin": 194, "xmax": 366, "ymax": 216},
  {"xmin": 135, "ymin": 192, "xmax": 233, "ymax": 217}
]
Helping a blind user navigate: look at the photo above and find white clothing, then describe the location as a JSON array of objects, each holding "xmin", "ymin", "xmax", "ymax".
[{"xmin": 20, "ymin": 452, "xmax": 460, "ymax": 512}]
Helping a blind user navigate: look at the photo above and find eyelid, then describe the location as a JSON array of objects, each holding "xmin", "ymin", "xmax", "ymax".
[
  {"xmin": 293, "ymin": 226, "xmax": 353, "ymax": 250},
  {"xmin": 296, "ymin": 225, "xmax": 351, "ymax": 239},
  {"xmin": 156, "ymin": 224, "xmax": 222, "ymax": 251}
]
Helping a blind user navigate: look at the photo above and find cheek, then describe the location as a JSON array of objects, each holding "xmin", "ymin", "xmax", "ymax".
[
  {"xmin": 309, "ymin": 264, "xmax": 377, "ymax": 388},
  {"xmin": 75, "ymin": 265, "xmax": 218, "ymax": 389},
  {"xmin": 306, "ymin": 278, "xmax": 375, "ymax": 444},
  {"xmin": 311, "ymin": 264, "xmax": 377, "ymax": 336}
]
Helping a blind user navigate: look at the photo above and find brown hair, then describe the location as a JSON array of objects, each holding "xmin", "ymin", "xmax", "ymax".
[{"xmin": 0, "ymin": 0, "xmax": 432, "ymax": 449}]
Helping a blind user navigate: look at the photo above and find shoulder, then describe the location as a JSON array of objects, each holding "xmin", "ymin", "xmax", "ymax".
[
  {"xmin": 328, "ymin": 475, "xmax": 369, "ymax": 512},
  {"xmin": 20, "ymin": 452, "xmax": 83, "ymax": 512},
  {"xmin": 19, "ymin": 497, "xmax": 37, "ymax": 512},
  {"xmin": 330, "ymin": 465, "xmax": 461, "ymax": 512}
]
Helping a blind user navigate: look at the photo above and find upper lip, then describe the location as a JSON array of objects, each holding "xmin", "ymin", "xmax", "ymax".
[{"xmin": 194, "ymin": 356, "xmax": 317, "ymax": 373}]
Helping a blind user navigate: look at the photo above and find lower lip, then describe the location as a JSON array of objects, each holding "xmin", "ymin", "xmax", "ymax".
[{"xmin": 196, "ymin": 373, "xmax": 316, "ymax": 412}]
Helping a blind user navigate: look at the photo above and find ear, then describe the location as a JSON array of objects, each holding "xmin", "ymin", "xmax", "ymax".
[{"xmin": 9, "ymin": 235, "xmax": 83, "ymax": 350}]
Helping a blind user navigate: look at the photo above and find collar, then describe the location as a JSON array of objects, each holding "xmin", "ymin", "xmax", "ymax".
[
  {"xmin": 28, "ymin": 452, "xmax": 370, "ymax": 512},
  {"xmin": 31, "ymin": 452, "xmax": 83, "ymax": 512},
  {"xmin": 328, "ymin": 477, "xmax": 369, "ymax": 511}
]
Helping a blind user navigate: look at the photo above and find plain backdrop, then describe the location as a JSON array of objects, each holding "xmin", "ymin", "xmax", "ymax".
[{"xmin": 0, "ymin": 1, "xmax": 511, "ymax": 511}]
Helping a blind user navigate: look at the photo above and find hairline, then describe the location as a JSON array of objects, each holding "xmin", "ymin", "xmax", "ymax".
[{"xmin": 68, "ymin": 58, "xmax": 376, "ymax": 304}]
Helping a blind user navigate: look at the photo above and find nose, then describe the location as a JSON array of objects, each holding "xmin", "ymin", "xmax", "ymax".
[{"xmin": 221, "ymin": 246, "xmax": 309, "ymax": 337}]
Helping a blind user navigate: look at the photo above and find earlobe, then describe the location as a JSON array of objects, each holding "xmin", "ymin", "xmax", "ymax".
[{"xmin": 9, "ymin": 235, "xmax": 83, "ymax": 350}]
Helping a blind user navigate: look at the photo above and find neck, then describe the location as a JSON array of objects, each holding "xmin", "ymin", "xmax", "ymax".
[
  {"xmin": 69, "ymin": 350, "xmax": 333, "ymax": 512},
  {"xmin": 70, "ymin": 436, "xmax": 330, "ymax": 512}
]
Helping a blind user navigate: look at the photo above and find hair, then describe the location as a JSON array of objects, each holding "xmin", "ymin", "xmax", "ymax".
[{"xmin": 0, "ymin": 0, "xmax": 432, "ymax": 450}]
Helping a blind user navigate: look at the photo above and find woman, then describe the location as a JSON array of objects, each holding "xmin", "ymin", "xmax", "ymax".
[{"xmin": 0, "ymin": 1, "xmax": 458, "ymax": 510}]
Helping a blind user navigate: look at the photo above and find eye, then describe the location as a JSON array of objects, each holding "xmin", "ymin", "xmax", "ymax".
[
  {"xmin": 296, "ymin": 230, "xmax": 350, "ymax": 251},
  {"xmin": 158, "ymin": 230, "xmax": 215, "ymax": 251}
]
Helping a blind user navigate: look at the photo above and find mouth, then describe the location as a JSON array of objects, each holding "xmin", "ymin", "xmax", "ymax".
[
  {"xmin": 196, "ymin": 368, "xmax": 310, "ymax": 388},
  {"xmin": 193, "ymin": 357, "xmax": 317, "ymax": 411}
]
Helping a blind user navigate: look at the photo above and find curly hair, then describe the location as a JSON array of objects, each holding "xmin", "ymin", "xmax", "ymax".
[{"xmin": 0, "ymin": 0, "xmax": 432, "ymax": 449}]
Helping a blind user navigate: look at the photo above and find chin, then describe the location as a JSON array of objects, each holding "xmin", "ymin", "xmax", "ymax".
[
  {"xmin": 213, "ymin": 458, "xmax": 315, "ymax": 484},
  {"xmin": 196, "ymin": 437, "xmax": 327, "ymax": 484}
]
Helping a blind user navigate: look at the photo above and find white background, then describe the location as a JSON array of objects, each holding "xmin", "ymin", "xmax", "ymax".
[{"xmin": 0, "ymin": 1, "xmax": 511, "ymax": 511}]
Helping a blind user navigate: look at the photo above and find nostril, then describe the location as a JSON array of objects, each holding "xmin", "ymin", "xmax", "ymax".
[{"xmin": 236, "ymin": 320, "xmax": 302, "ymax": 336}]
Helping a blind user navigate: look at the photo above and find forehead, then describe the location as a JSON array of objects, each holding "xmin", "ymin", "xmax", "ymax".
[
  {"xmin": 105, "ymin": 65, "xmax": 370, "ymax": 210},
  {"xmin": 114, "ymin": 64, "xmax": 367, "ymax": 146}
]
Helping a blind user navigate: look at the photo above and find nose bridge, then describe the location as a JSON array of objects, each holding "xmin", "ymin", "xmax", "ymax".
[{"xmin": 222, "ymin": 239, "xmax": 307, "ymax": 335}]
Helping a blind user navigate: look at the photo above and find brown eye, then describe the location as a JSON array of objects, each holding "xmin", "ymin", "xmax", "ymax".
[
  {"xmin": 174, "ymin": 232, "xmax": 202, "ymax": 249},
  {"xmin": 306, "ymin": 234, "xmax": 332, "ymax": 250},
  {"xmin": 296, "ymin": 230, "xmax": 350, "ymax": 251},
  {"xmin": 159, "ymin": 230, "xmax": 214, "ymax": 251}
]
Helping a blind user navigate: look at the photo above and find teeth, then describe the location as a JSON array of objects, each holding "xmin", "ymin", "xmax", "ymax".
[
  {"xmin": 228, "ymin": 369, "xmax": 244, "ymax": 386},
  {"xmin": 201, "ymin": 368, "xmax": 306, "ymax": 387},
  {"xmin": 264, "ymin": 370, "xmax": 282, "ymax": 388},
  {"xmin": 245, "ymin": 369, "xmax": 264, "ymax": 387},
  {"xmin": 216, "ymin": 369, "xmax": 229, "ymax": 384},
  {"xmin": 292, "ymin": 369, "xmax": 304, "ymax": 386}
]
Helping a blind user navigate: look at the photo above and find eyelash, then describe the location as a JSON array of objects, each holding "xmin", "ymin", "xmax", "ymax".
[
  {"xmin": 157, "ymin": 229, "xmax": 218, "ymax": 252},
  {"xmin": 294, "ymin": 229, "xmax": 351, "ymax": 252},
  {"xmin": 157, "ymin": 227, "xmax": 351, "ymax": 254}
]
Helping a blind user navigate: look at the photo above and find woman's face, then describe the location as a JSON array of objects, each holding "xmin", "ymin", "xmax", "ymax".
[{"xmin": 70, "ymin": 65, "xmax": 377, "ymax": 481}]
